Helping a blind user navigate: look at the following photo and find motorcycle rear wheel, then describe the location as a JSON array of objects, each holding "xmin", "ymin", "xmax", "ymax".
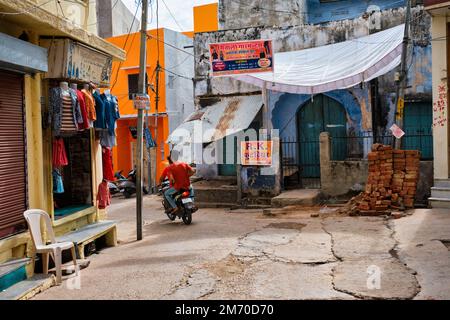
[{"xmin": 182, "ymin": 210, "xmax": 192, "ymax": 225}]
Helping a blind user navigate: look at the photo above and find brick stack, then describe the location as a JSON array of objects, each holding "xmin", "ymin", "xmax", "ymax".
[
  {"xmin": 356, "ymin": 144, "xmax": 420, "ymax": 214},
  {"xmin": 359, "ymin": 144, "xmax": 394, "ymax": 213}
]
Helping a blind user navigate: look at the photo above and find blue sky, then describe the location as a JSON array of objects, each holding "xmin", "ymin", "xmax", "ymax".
[{"xmin": 122, "ymin": 0, "xmax": 218, "ymax": 32}]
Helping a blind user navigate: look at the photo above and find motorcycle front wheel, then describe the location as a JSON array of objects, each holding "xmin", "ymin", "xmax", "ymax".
[
  {"xmin": 123, "ymin": 189, "xmax": 132, "ymax": 199},
  {"xmin": 182, "ymin": 210, "xmax": 192, "ymax": 225}
]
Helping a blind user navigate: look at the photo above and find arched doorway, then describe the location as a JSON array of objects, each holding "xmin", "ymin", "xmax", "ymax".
[{"xmin": 297, "ymin": 94, "xmax": 347, "ymax": 182}]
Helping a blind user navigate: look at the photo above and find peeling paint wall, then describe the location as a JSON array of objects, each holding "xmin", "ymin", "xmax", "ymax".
[
  {"xmin": 306, "ymin": 0, "xmax": 406, "ymax": 25},
  {"xmin": 218, "ymin": 0, "xmax": 307, "ymax": 29},
  {"xmin": 193, "ymin": 5, "xmax": 432, "ymax": 185},
  {"xmin": 194, "ymin": 7, "xmax": 427, "ymax": 102}
]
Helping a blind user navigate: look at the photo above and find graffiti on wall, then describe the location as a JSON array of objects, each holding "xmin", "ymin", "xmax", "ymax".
[{"xmin": 433, "ymin": 81, "xmax": 447, "ymax": 128}]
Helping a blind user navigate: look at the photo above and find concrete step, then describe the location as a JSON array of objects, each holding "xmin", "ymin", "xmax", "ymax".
[
  {"xmin": 194, "ymin": 186, "xmax": 238, "ymax": 204},
  {"xmin": 271, "ymin": 189, "xmax": 320, "ymax": 208},
  {"xmin": 0, "ymin": 274, "xmax": 55, "ymax": 300},
  {"xmin": 0, "ymin": 258, "xmax": 31, "ymax": 292},
  {"xmin": 429, "ymin": 197, "xmax": 450, "ymax": 209},
  {"xmin": 434, "ymin": 179, "xmax": 450, "ymax": 188},
  {"xmin": 431, "ymin": 187, "xmax": 450, "ymax": 199},
  {"xmin": 196, "ymin": 202, "xmax": 235, "ymax": 208}
]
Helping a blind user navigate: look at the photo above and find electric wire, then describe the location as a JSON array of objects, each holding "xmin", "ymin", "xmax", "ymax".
[
  {"xmin": 110, "ymin": 0, "xmax": 142, "ymax": 91},
  {"xmin": 160, "ymin": 0, "xmax": 184, "ymax": 31}
]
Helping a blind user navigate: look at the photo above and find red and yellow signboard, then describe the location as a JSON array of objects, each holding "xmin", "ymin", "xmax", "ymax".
[
  {"xmin": 241, "ymin": 141, "xmax": 272, "ymax": 166},
  {"xmin": 209, "ymin": 40, "xmax": 274, "ymax": 76}
]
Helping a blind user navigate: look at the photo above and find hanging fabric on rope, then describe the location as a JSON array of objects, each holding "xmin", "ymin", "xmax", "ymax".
[
  {"xmin": 102, "ymin": 147, "xmax": 115, "ymax": 181},
  {"xmin": 144, "ymin": 127, "xmax": 157, "ymax": 148},
  {"xmin": 97, "ymin": 180, "xmax": 111, "ymax": 209},
  {"xmin": 52, "ymin": 138, "xmax": 69, "ymax": 167}
]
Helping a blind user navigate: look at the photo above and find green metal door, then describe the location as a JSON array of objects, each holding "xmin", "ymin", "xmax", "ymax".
[
  {"xmin": 219, "ymin": 135, "xmax": 237, "ymax": 176},
  {"xmin": 297, "ymin": 95, "xmax": 347, "ymax": 178},
  {"xmin": 403, "ymin": 102, "xmax": 433, "ymax": 159}
]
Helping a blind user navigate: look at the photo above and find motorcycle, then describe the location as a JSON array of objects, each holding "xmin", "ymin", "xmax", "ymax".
[
  {"xmin": 110, "ymin": 169, "xmax": 148, "ymax": 199},
  {"xmin": 158, "ymin": 180, "xmax": 197, "ymax": 225}
]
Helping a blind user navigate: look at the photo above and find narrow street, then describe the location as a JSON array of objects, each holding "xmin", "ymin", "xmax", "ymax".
[{"xmin": 33, "ymin": 196, "xmax": 450, "ymax": 300}]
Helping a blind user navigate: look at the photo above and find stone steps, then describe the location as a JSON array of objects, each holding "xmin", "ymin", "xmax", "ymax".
[
  {"xmin": 0, "ymin": 258, "xmax": 30, "ymax": 292},
  {"xmin": 431, "ymin": 187, "xmax": 450, "ymax": 199},
  {"xmin": 430, "ymin": 179, "xmax": 450, "ymax": 209},
  {"xmin": 429, "ymin": 197, "xmax": 450, "ymax": 209},
  {"xmin": 271, "ymin": 189, "xmax": 320, "ymax": 208},
  {"xmin": 0, "ymin": 274, "xmax": 55, "ymax": 300}
]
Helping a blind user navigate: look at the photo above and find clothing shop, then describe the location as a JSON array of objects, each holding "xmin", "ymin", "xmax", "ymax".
[
  {"xmin": 0, "ymin": 1, "xmax": 125, "ymax": 290},
  {"xmin": 42, "ymin": 38, "xmax": 120, "ymax": 223}
]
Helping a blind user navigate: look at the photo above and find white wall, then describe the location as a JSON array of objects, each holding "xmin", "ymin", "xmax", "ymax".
[
  {"xmin": 163, "ymin": 29, "xmax": 195, "ymax": 162},
  {"xmin": 431, "ymin": 16, "xmax": 450, "ymax": 179},
  {"xmin": 164, "ymin": 29, "xmax": 195, "ymax": 134}
]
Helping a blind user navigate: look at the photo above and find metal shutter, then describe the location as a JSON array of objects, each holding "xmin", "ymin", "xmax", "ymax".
[{"xmin": 0, "ymin": 70, "xmax": 27, "ymax": 239}]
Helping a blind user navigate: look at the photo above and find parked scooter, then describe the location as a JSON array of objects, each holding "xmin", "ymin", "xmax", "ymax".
[
  {"xmin": 109, "ymin": 168, "xmax": 148, "ymax": 199},
  {"xmin": 158, "ymin": 179, "xmax": 197, "ymax": 225}
]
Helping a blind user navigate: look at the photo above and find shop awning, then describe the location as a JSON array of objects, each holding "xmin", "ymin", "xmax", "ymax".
[
  {"xmin": 235, "ymin": 24, "xmax": 405, "ymax": 95},
  {"xmin": 168, "ymin": 95, "xmax": 263, "ymax": 144}
]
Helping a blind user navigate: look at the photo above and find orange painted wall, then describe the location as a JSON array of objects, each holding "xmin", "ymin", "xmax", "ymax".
[
  {"xmin": 107, "ymin": 29, "xmax": 169, "ymax": 180},
  {"xmin": 194, "ymin": 3, "xmax": 219, "ymax": 33}
]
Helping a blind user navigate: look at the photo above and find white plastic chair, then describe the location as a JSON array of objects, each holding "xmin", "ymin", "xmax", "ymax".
[{"xmin": 24, "ymin": 209, "xmax": 78, "ymax": 284}]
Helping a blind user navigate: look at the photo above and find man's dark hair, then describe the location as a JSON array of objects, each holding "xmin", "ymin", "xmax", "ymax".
[{"xmin": 167, "ymin": 156, "xmax": 173, "ymax": 164}]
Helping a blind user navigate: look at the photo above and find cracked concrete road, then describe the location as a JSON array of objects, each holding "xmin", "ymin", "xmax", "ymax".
[{"xmin": 33, "ymin": 196, "xmax": 450, "ymax": 300}]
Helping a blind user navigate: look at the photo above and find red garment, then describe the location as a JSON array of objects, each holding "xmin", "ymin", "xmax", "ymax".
[
  {"xmin": 97, "ymin": 181, "xmax": 111, "ymax": 209},
  {"xmin": 102, "ymin": 147, "xmax": 114, "ymax": 181},
  {"xmin": 160, "ymin": 165, "xmax": 174, "ymax": 187},
  {"xmin": 52, "ymin": 138, "xmax": 68, "ymax": 167},
  {"xmin": 170, "ymin": 162, "xmax": 193, "ymax": 191},
  {"xmin": 76, "ymin": 90, "xmax": 90, "ymax": 129}
]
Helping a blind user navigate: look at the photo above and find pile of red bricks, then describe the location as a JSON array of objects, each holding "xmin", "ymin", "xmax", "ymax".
[{"xmin": 357, "ymin": 144, "xmax": 420, "ymax": 214}]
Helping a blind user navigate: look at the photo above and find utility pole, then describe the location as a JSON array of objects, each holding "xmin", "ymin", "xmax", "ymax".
[
  {"xmin": 136, "ymin": 0, "xmax": 149, "ymax": 241},
  {"xmin": 394, "ymin": 0, "xmax": 411, "ymax": 149},
  {"xmin": 154, "ymin": 61, "xmax": 160, "ymax": 185}
]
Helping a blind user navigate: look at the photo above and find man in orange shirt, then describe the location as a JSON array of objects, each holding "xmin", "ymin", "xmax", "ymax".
[{"xmin": 163, "ymin": 157, "xmax": 195, "ymax": 213}]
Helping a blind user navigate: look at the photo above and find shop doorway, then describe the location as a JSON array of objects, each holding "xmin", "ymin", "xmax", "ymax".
[
  {"xmin": 281, "ymin": 94, "xmax": 347, "ymax": 189},
  {"xmin": 53, "ymin": 131, "xmax": 93, "ymax": 219},
  {"xmin": 0, "ymin": 70, "xmax": 27, "ymax": 239},
  {"xmin": 403, "ymin": 101, "xmax": 433, "ymax": 160}
]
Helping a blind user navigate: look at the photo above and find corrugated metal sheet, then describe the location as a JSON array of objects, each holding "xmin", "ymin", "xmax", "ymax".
[
  {"xmin": 168, "ymin": 95, "xmax": 263, "ymax": 144},
  {"xmin": 0, "ymin": 70, "xmax": 27, "ymax": 239}
]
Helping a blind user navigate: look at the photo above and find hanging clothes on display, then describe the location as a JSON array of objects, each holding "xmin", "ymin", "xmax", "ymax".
[
  {"xmin": 97, "ymin": 180, "xmax": 111, "ymax": 209},
  {"xmin": 52, "ymin": 138, "xmax": 69, "ymax": 167},
  {"xmin": 93, "ymin": 90, "xmax": 107, "ymax": 129},
  {"xmin": 52, "ymin": 169, "xmax": 64, "ymax": 194},
  {"xmin": 49, "ymin": 85, "xmax": 82, "ymax": 135},
  {"xmin": 101, "ymin": 93, "xmax": 121, "ymax": 137},
  {"xmin": 82, "ymin": 87, "xmax": 96, "ymax": 125},
  {"xmin": 76, "ymin": 89, "xmax": 90, "ymax": 130},
  {"xmin": 100, "ymin": 92, "xmax": 120, "ymax": 148},
  {"xmin": 61, "ymin": 93, "xmax": 78, "ymax": 132},
  {"xmin": 102, "ymin": 147, "xmax": 114, "ymax": 181}
]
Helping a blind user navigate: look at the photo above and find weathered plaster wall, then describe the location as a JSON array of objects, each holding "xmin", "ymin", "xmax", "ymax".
[
  {"xmin": 218, "ymin": 0, "xmax": 307, "ymax": 29},
  {"xmin": 194, "ymin": 7, "xmax": 428, "ymax": 101},
  {"xmin": 306, "ymin": 0, "xmax": 406, "ymax": 25},
  {"xmin": 320, "ymin": 133, "xmax": 434, "ymax": 202}
]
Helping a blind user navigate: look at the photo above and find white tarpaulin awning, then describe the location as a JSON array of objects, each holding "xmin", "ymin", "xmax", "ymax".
[
  {"xmin": 168, "ymin": 95, "xmax": 263, "ymax": 144},
  {"xmin": 235, "ymin": 24, "xmax": 405, "ymax": 95}
]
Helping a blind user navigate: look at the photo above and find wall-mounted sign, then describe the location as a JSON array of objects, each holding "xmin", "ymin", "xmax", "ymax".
[
  {"xmin": 241, "ymin": 141, "xmax": 272, "ymax": 166},
  {"xmin": 41, "ymin": 38, "xmax": 113, "ymax": 87},
  {"xmin": 209, "ymin": 40, "xmax": 274, "ymax": 77},
  {"xmin": 133, "ymin": 94, "xmax": 151, "ymax": 110}
]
